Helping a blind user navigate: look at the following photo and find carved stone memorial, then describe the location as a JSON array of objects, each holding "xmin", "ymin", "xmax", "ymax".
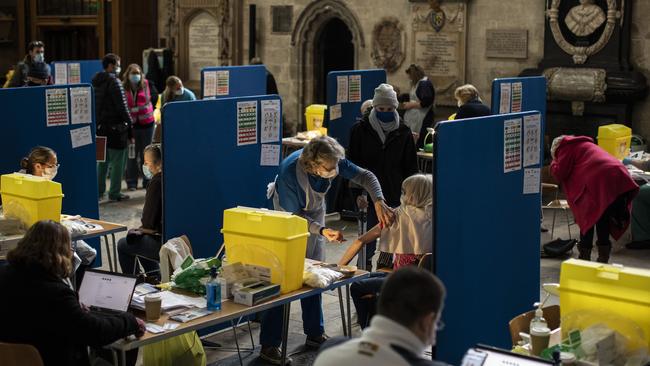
[
  {"xmin": 411, "ymin": 0, "xmax": 468, "ymax": 106},
  {"xmin": 521, "ymin": 0, "xmax": 647, "ymax": 140},
  {"xmin": 188, "ymin": 12, "xmax": 220, "ymax": 81},
  {"xmin": 486, "ymin": 29, "xmax": 528, "ymax": 59},
  {"xmin": 371, "ymin": 17, "xmax": 406, "ymax": 73}
]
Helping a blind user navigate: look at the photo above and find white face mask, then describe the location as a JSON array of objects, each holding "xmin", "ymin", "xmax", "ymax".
[
  {"xmin": 318, "ymin": 165, "xmax": 339, "ymax": 179},
  {"xmin": 175, "ymin": 87, "xmax": 184, "ymax": 96},
  {"xmin": 457, "ymin": 100, "xmax": 463, "ymax": 108},
  {"xmin": 43, "ymin": 166, "xmax": 58, "ymax": 180}
]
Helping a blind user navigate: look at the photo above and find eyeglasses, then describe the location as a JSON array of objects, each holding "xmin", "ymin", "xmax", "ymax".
[{"xmin": 44, "ymin": 163, "xmax": 60, "ymax": 169}]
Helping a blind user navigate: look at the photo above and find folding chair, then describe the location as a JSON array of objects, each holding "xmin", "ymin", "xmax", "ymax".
[{"xmin": 542, "ymin": 183, "xmax": 575, "ymax": 239}]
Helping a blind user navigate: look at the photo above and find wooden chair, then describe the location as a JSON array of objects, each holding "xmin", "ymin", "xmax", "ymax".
[
  {"xmin": 542, "ymin": 183, "xmax": 574, "ymax": 239},
  {"xmin": 0, "ymin": 342, "xmax": 44, "ymax": 366},
  {"xmin": 508, "ymin": 304, "xmax": 561, "ymax": 346}
]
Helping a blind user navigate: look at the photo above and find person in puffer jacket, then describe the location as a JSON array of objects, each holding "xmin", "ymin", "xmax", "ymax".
[{"xmin": 92, "ymin": 53, "xmax": 133, "ymax": 202}]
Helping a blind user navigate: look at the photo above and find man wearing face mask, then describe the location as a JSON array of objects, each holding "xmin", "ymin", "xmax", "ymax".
[
  {"xmin": 348, "ymin": 83, "xmax": 419, "ymax": 270},
  {"xmin": 93, "ymin": 53, "xmax": 134, "ymax": 201},
  {"xmin": 261, "ymin": 136, "xmax": 394, "ymax": 364},
  {"xmin": 314, "ymin": 267, "xmax": 449, "ymax": 366},
  {"xmin": 8, "ymin": 40, "xmax": 52, "ymax": 87}
]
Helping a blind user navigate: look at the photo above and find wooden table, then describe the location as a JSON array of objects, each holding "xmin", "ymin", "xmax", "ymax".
[
  {"xmin": 109, "ymin": 271, "xmax": 370, "ymax": 366},
  {"xmin": 417, "ymin": 151, "xmax": 433, "ymax": 173},
  {"xmin": 0, "ymin": 216, "xmax": 127, "ymax": 271},
  {"xmin": 282, "ymin": 137, "xmax": 308, "ymax": 158}
]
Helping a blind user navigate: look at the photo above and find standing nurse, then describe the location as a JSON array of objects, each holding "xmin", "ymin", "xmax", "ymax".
[{"xmin": 260, "ymin": 136, "xmax": 394, "ymax": 364}]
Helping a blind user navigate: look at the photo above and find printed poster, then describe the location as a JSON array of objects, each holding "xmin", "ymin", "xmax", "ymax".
[
  {"xmin": 260, "ymin": 144, "xmax": 281, "ymax": 166},
  {"xmin": 46, "ymin": 88, "xmax": 69, "ymax": 126},
  {"xmin": 70, "ymin": 126, "xmax": 92, "ymax": 149},
  {"xmin": 67, "ymin": 63, "xmax": 81, "ymax": 84},
  {"xmin": 54, "ymin": 63, "xmax": 68, "ymax": 85},
  {"xmin": 499, "ymin": 83, "xmax": 512, "ymax": 114},
  {"xmin": 336, "ymin": 75, "xmax": 348, "ymax": 103},
  {"xmin": 511, "ymin": 82, "xmax": 522, "ymax": 113},
  {"xmin": 523, "ymin": 168, "xmax": 541, "ymax": 194},
  {"xmin": 261, "ymin": 99, "xmax": 281, "ymax": 143},
  {"xmin": 329, "ymin": 104, "xmax": 342, "ymax": 120},
  {"xmin": 216, "ymin": 70, "xmax": 230, "ymax": 96},
  {"xmin": 237, "ymin": 100, "xmax": 257, "ymax": 146},
  {"xmin": 503, "ymin": 118, "xmax": 521, "ymax": 173},
  {"xmin": 348, "ymin": 74, "xmax": 361, "ymax": 102},
  {"xmin": 69, "ymin": 87, "xmax": 92, "ymax": 124},
  {"xmin": 523, "ymin": 113, "xmax": 541, "ymax": 167},
  {"xmin": 203, "ymin": 71, "xmax": 217, "ymax": 97}
]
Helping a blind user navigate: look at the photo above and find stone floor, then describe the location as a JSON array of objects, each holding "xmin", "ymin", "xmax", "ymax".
[{"xmin": 96, "ymin": 181, "xmax": 650, "ymax": 365}]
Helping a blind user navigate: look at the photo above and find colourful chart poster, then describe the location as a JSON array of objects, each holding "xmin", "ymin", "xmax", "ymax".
[
  {"xmin": 70, "ymin": 87, "xmax": 92, "ymax": 124},
  {"xmin": 503, "ymin": 118, "xmax": 521, "ymax": 173},
  {"xmin": 67, "ymin": 63, "xmax": 81, "ymax": 84},
  {"xmin": 203, "ymin": 71, "xmax": 217, "ymax": 97},
  {"xmin": 46, "ymin": 88, "xmax": 69, "ymax": 127},
  {"xmin": 216, "ymin": 70, "xmax": 230, "ymax": 96},
  {"xmin": 336, "ymin": 76, "xmax": 348, "ymax": 103},
  {"xmin": 348, "ymin": 74, "xmax": 361, "ymax": 102},
  {"xmin": 261, "ymin": 99, "xmax": 281, "ymax": 143},
  {"xmin": 237, "ymin": 101, "xmax": 257, "ymax": 146},
  {"xmin": 499, "ymin": 83, "xmax": 512, "ymax": 114},
  {"xmin": 54, "ymin": 63, "xmax": 67, "ymax": 85},
  {"xmin": 511, "ymin": 82, "xmax": 522, "ymax": 113}
]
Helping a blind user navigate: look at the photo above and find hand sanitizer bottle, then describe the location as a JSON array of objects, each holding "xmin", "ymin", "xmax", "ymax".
[
  {"xmin": 530, "ymin": 306, "xmax": 547, "ymax": 331},
  {"xmin": 206, "ymin": 266, "xmax": 221, "ymax": 311}
]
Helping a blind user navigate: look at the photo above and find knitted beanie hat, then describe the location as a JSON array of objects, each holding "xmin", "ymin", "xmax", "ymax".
[{"xmin": 372, "ymin": 83, "xmax": 398, "ymax": 108}]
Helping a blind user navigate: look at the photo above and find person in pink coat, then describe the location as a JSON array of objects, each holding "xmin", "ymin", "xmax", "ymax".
[{"xmin": 550, "ymin": 135, "xmax": 639, "ymax": 263}]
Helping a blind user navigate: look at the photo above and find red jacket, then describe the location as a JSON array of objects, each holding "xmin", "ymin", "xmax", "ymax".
[{"xmin": 551, "ymin": 136, "xmax": 638, "ymax": 239}]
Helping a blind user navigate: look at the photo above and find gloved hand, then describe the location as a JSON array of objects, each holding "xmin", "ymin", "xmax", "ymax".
[{"xmin": 622, "ymin": 158, "xmax": 632, "ymax": 165}]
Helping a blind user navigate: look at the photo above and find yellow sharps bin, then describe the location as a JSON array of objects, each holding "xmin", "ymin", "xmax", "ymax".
[
  {"xmin": 598, "ymin": 124, "xmax": 631, "ymax": 160},
  {"xmin": 559, "ymin": 259, "xmax": 650, "ymax": 350},
  {"xmin": 305, "ymin": 104, "xmax": 327, "ymax": 135},
  {"xmin": 0, "ymin": 173, "xmax": 63, "ymax": 228},
  {"xmin": 222, "ymin": 207, "xmax": 309, "ymax": 293}
]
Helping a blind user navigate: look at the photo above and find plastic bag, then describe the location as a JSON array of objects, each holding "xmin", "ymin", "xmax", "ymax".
[
  {"xmin": 171, "ymin": 257, "xmax": 220, "ymax": 295},
  {"xmin": 303, "ymin": 265, "xmax": 343, "ymax": 288},
  {"xmin": 142, "ymin": 331, "xmax": 206, "ymax": 366}
]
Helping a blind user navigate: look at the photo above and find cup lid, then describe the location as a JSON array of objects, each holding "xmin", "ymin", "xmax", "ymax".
[
  {"xmin": 530, "ymin": 326, "xmax": 551, "ymax": 335},
  {"xmin": 144, "ymin": 294, "xmax": 161, "ymax": 301}
]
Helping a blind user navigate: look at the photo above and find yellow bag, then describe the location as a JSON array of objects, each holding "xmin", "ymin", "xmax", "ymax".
[{"xmin": 142, "ymin": 331, "xmax": 206, "ymax": 366}]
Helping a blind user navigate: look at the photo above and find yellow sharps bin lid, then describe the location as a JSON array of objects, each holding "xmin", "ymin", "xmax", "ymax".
[
  {"xmin": 222, "ymin": 206, "xmax": 309, "ymax": 241},
  {"xmin": 598, "ymin": 124, "xmax": 631, "ymax": 138},
  {"xmin": 0, "ymin": 173, "xmax": 63, "ymax": 200}
]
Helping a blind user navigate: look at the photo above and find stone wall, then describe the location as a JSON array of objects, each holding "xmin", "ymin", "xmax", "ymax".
[{"xmin": 158, "ymin": 0, "xmax": 650, "ymax": 139}]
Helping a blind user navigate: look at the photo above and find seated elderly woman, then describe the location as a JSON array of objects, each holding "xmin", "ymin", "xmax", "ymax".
[
  {"xmin": 551, "ymin": 135, "xmax": 639, "ymax": 263},
  {"xmin": 453, "ymin": 84, "xmax": 491, "ymax": 120}
]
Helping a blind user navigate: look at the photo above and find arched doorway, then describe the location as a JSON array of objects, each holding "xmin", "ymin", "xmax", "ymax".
[
  {"xmin": 291, "ymin": 0, "xmax": 365, "ymax": 127},
  {"xmin": 314, "ymin": 18, "xmax": 354, "ymax": 104}
]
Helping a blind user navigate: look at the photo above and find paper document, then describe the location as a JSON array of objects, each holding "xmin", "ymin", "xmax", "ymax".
[
  {"xmin": 70, "ymin": 87, "xmax": 92, "ymax": 124},
  {"xmin": 54, "ymin": 63, "xmax": 68, "ymax": 85},
  {"xmin": 523, "ymin": 168, "xmax": 540, "ymax": 194},
  {"xmin": 336, "ymin": 76, "xmax": 348, "ymax": 103},
  {"xmin": 261, "ymin": 99, "xmax": 281, "ymax": 143},
  {"xmin": 260, "ymin": 144, "xmax": 280, "ymax": 166},
  {"xmin": 329, "ymin": 104, "xmax": 342, "ymax": 120}
]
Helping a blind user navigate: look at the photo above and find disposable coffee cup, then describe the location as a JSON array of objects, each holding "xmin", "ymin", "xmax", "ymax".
[
  {"xmin": 144, "ymin": 294, "xmax": 162, "ymax": 321},
  {"xmin": 530, "ymin": 326, "xmax": 551, "ymax": 356}
]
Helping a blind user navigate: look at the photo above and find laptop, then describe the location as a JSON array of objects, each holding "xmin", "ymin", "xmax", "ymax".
[
  {"xmin": 78, "ymin": 269, "xmax": 138, "ymax": 314},
  {"xmin": 461, "ymin": 345, "xmax": 555, "ymax": 366}
]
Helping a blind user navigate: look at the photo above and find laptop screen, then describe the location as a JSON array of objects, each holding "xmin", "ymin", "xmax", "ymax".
[
  {"xmin": 78, "ymin": 270, "xmax": 137, "ymax": 312},
  {"xmin": 461, "ymin": 345, "xmax": 554, "ymax": 366}
]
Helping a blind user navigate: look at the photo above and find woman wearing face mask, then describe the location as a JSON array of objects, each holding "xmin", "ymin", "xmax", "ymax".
[
  {"xmin": 154, "ymin": 76, "xmax": 197, "ymax": 143},
  {"xmin": 348, "ymin": 83, "xmax": 419, "ymax": 270},
  {"xmin": 18, "ymin": 146, "xmax": 98, "ymax": 287},
  {"xmin": 259, "ymin": 136, "xmax": 395, "ymax": 364},
  {"xmin": 453, "ymin": 84, "xmax": 491, "ymax": 120},
  {"xmin": 122, "ymin": 64, "xmax": 159, "ymax": 190},
  {"xmin": 117, "ymin": 144, "xmax": 163, "ymax": 277}
]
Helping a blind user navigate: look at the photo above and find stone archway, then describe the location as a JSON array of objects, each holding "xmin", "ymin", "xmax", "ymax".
[{"xmin": 291, "ymin": 0, "xmax": 365, "ymax": 125}]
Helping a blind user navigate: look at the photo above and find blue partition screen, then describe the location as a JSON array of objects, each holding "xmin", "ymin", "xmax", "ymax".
[
  {"xmin": 163, "ymin": 95, "xmax": 282, "ymax": 258},
  {"xmin": 434, "ymin": 111, "xmax": 543, "ymax": 363},
  {"xmin": 0, "ymin": 84, "xmax": 100, "ymax": 262},
  {"xmin": 51, "ymin": 60, "xmax": 103, "ymax": 85},
  {"xmin": 200, "ymin": 65, "xmax": 267, "ymax": 99},
  {"xmin": 325, "ymin": 69, "xmax": 386, "ymax": 149}
]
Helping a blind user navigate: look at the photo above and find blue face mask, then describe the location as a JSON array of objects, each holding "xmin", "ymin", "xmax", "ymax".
[
  {"xmin": 33, "ymin": 53, "xmax": 44, "ymax": 63},
  {"xmin": 130, "ymin": 74, "xmax": 141, "ymax": 84},
  {"xmin": 376, "ymin": 111, "xmax": 395, "ymax": 123},
  {"xmin": 142, "ymin": 164, "xmax": 153, "ymax": 179}
]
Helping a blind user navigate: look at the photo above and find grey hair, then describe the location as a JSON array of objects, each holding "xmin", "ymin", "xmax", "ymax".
[
  {"xmin": 401, "ymin": 174, "xmax": 433, "ymax": 208},
  {"xmin": 299, "ymin": 136, "xmax": 345, "ymax": 173},
  {"xmin": 454, "ymin": 84, "xmax": 481, "ymax": 105},
  {"xmin": 550, "ymin": 135, "xmax": 567, "ymax": 160}
]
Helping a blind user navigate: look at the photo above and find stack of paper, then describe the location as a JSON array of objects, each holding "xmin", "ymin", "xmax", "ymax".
[{"xmin": 130, "ymin": 287, "xmax": 206, "ymax": 312}]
